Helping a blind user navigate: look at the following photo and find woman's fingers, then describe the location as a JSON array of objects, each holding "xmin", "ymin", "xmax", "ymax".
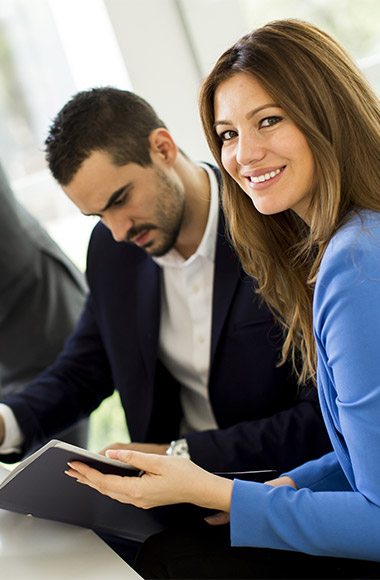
[
  {"xmin": 64, "ymin": 453, "xmax": 192, "ymax": 509},
  {"xmin": 105, "ymin": 449, "xmax": 170, "ymax": 474},
  {"xmin": 105, "ymin": 449, "xmax": 193, "ymax": 481},
  {"xmin": 65, "ymin": 461, "xmax": 149, "ymax": 506},
  {"xmin": 64, "ymin": 452, "xmax": 233, "ymax": 513},
  {"xmin": 204, "ymin": 511, "xmax": 230, "ymax": 526}
]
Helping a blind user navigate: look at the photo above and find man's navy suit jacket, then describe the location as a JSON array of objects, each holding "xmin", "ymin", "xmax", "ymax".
[{"xmin": 3, "ymin": 168, "xmax": 331, "ymax": 472}]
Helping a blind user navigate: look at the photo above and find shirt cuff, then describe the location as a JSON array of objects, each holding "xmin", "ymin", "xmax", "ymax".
[{"xmin": 0, "ymin": 403, "xmax": 23, "ymax": 453}]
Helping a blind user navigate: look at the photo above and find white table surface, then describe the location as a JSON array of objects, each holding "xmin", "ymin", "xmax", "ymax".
[{"xmin": 0, "ymin": 465, "xmax": 141, "ymax": 580}]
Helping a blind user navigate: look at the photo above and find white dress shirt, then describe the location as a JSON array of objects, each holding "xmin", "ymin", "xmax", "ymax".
[
  {"xmin": 154, "ymin": 163, "xmax": 219, "ymax": 433},
  {"xmin": 0, "ymin": 163, "xmax": 219, "ymax": 453}
]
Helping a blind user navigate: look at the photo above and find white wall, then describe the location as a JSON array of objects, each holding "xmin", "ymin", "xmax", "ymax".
[{"xmin": 103, "ymin": 0, "xmax": 211, "ymax": 162}]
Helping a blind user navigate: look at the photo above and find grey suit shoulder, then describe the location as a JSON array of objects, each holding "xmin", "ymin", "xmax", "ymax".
[{"xmin": 0, "ymin": 162, "xmax": 88, "ymax": 396}]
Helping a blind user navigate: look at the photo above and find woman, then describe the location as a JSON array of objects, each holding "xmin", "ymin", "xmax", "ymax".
[{"xmin": 66, "ymin": 20, "xmax": 380, "ymax": 577}]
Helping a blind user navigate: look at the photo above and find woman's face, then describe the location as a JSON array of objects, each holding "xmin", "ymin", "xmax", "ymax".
[{"xmin": 213, "ymin": 72, "xmax": 315, "ymax": 222}]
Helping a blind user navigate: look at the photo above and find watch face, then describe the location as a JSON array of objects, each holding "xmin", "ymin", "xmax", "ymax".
[{"xmin": 167, "ymin": 439, "xmax": 190, "ymax": 458}]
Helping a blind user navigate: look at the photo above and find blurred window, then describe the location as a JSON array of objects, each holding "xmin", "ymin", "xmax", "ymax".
[
  {"xmin": 240, "ymin": 0, "xmax": 380, "ymax": 93},
  {"xmin": 179, "ymin": 0, "xmax": 380, "ymax": 93},
  {"xmin": 0, "ymin": 0, "xmax": 131, "ymax": 269}
]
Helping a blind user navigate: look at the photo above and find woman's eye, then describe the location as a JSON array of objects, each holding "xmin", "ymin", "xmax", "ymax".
[
  {"xmin": 259, "ymin": 116, "xmax": 282, "ymax": 129},
  {"xmin": 219, "ymin": 129, "xmax": 237, "ymax": 142}
]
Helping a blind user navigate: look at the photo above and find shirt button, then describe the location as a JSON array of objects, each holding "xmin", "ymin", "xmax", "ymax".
[
  {"xmin": 198, "ymin": 336, "xmax": 205, "ymax": 343},
  {"xmin": 192, "ymin": 284, "xmax": 199, "ymax": 293}
]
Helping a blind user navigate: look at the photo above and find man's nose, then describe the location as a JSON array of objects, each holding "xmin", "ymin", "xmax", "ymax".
[{"xmin": 104, "ymin": 214, "xmax": 133, "ymax": 243}]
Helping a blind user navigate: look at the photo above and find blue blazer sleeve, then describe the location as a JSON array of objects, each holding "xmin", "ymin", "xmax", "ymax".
[
  {"xmin": 283, "ymin": 451, "xmax": 352, "ymax": 491},
  {"xmin": 230, "ymin": 212, "xmax": 380, "ymax": 562}
]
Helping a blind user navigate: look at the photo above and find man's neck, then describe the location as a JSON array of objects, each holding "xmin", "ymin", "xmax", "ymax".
[{"xmin": 173, "ymin": 157, "xmax": 211, "ymax": 260}]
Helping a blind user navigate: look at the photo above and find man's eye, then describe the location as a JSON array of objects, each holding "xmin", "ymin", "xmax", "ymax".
[
  {"xmin": 219, "ymin": 129, "xmax": 237, "ymax": 142},
  {"xmin": 113, "ymin": 194, "xmax": 127, "ymax": 207},
  {"xmin": 259, "ymin": 116, "xmax": 282, "ymax": 129}
]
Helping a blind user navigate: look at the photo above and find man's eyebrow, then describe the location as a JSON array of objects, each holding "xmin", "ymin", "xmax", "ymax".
[
  {"xmin": 213, "ymin": 103, "xmax": 278, "ymax": 129},
  {"xmin": 81, "ymin": 182, "xmax": 133, "ymax": 218},
  {"xmin": 100, "ymin": 182, "xmax": 132, "ymax": 212}
]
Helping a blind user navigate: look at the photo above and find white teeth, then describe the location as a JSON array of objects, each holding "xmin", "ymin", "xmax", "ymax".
[{"xmin": 250, "ymin": 168, "xmax": 281, "ymax": 183}]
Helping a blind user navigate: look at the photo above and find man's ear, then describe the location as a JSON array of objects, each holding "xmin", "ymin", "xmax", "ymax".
[{"xmin": 149, "ymin": 128, "xmax": 178, "ymax": 167}]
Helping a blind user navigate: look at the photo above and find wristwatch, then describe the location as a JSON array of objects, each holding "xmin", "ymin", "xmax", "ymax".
[{"xmin": 165, "ymin": 438, "xmax": 190, "ymax": 459}]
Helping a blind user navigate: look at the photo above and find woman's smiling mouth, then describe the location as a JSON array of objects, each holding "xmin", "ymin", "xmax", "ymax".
[{"xmin": 248, "ymin": 166, "xmax": 285, "ymax": 183}]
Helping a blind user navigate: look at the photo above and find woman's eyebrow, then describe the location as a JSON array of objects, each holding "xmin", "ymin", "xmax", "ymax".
[{"xmin": 213, "ymin": 103, "xmax": 278, "ymax": 130}]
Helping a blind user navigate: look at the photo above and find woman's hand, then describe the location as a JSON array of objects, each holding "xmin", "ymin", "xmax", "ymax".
[
  {"xmin": 98, "ymin": 442, "xmax": 169, "ymax": 456},
  {"xmin": 65, "ymin": 449, "xmax": 233, "ymax": 512},
  {"xmin": 264, "ymin": 475, "xmax": 298, "ymax": 489},
  {"xmin": 204, "ymin": 474, "xmax": 298, "ymax": 526}
]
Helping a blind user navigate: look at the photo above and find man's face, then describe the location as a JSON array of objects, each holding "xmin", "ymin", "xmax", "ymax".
[{"xmin": 62, "ymin": 150, "xmax": 185, "ymax": 257}]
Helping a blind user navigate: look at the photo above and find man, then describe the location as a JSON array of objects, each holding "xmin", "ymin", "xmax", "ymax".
[
  {"xmin": 0, "ymin": 88, "xmax": 331, "ymax": 474},
  {"xmin": 0, "ymin": 160, "xmax": 88, "ymax": 451}
]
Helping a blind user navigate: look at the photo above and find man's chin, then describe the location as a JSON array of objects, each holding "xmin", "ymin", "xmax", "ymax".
[
  {"xmin": 126, "ymin": 234, "xmax": 177, "ymax": 258},
  {"xmin": 134, "ymin": 240, "xmax": 163, "ymax": 257},
  {"xmin": 147, "ymin": 239, "xmax": 177, "ymax": 258},
  {"xmin": 147, "ymin": 245, "xmax": 169, "ymax": 258},
  {"xmin": 126, "ymin": 239, "xmax": 157, "ymax": 255}
]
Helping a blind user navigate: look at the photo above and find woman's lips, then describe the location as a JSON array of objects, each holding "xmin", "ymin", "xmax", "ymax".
[{"xmin": 244, "ymin": 166, "xmax": 286, "ymax": 188}]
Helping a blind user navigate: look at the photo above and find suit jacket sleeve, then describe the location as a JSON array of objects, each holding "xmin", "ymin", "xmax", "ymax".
[
  {"xmin": 1, "ymin": 295, "xmax": 114, "ymax": 461},
  {"xmin": 185, "ymin": 384, "xmax": 331, "ymax": 474}
]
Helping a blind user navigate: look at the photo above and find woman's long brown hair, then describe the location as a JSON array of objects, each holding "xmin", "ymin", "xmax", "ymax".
[{"xmin": 199, "ymin": 19, "xmax": 380, "ymax": 384}]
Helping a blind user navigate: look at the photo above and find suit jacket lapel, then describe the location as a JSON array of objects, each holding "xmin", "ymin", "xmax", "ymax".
[
  {"xmin": 136, "ymin": 255, "xmax": 161, "ymax": 382},
  {"xmin": 135, "ymin": 164, "xmax": 239, "ymax": 379},
  {"xmin": 210, "ymin": 209, "xmax": 240, "ymax": 363}
]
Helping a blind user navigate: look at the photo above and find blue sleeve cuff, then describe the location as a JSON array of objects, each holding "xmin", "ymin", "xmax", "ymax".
[{"xmin": 282, "ymin": 452, "xmax": 352, "ymax": 491}]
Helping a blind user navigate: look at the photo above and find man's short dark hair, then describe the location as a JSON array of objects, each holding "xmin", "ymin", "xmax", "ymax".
[{"xmin": 45, "ymin": 87, "xmax": 167, "ymax": 185}]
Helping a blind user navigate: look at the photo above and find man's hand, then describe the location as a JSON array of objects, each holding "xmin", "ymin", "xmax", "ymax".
[
  {"xmin": 98, "ymin": 441, "xmax": 169, "ymax": 456},
  {"xmin": 0, "ymin": 414, "xmax": 4, "ymax": 445}
]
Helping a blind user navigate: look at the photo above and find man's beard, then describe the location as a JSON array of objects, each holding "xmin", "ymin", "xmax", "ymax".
[{"xmin": 126, "ymin": 167, "xmax": 185, "ymax": 257}]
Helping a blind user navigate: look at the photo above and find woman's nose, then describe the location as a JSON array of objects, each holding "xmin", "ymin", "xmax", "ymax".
[{"xmin": 236, "ymin": 133, "xmax": 265, "ymax": 167}]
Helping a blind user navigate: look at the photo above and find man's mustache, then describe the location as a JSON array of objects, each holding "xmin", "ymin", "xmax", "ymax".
[{"xmin": 125, "ymin": 224, "xmax": 158, "ymax": 243}]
